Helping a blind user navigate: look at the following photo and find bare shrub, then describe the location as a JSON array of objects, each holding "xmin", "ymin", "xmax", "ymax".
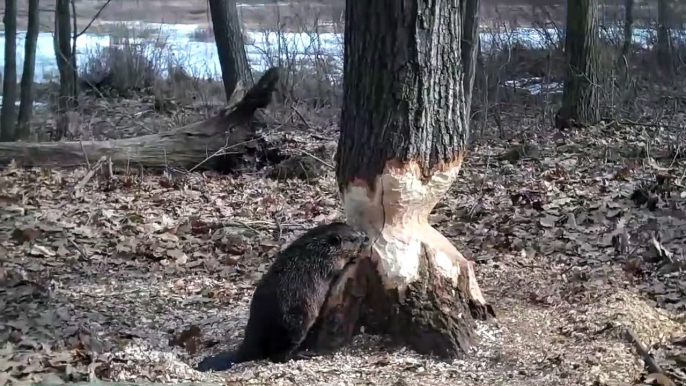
[
  {"xmin": 79, "ymin": 25, "xmax": 174, "ymax": 96},
  {"xmin": 190, "ymin": 26, "xmax": 215, "ymax": 42},
  {"xmin": 77, "ymin": 23, "xmax": 226, "ymax": 111},
  {"xmin": 245, "ymin": 2, "xmax": 343, "ymax": 126}
]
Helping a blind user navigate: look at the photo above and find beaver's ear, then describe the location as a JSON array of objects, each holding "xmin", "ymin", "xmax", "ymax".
[{"xmin": 327, "ymin": 234, "xmax": 342, "ymax": 245}]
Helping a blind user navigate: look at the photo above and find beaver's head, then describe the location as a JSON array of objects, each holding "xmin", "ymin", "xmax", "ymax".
[{"xmin": 319, "ymin": 222, "xmax": 369, "ymax": 252}]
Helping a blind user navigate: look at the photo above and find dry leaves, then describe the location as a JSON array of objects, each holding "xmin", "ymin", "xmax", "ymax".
[{"xmin": 1, "ymin": 121, "xmax": 685, "ymax": 386}]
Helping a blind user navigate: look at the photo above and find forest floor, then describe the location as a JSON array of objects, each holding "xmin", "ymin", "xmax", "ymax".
[{"xmin": 1, "ymin": 93, "xmax": 686, "ymax": 386}]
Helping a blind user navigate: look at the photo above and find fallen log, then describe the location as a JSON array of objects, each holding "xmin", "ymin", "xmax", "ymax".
[{"xmin": 0, "ymin": 67, "xmax": 281, "ymax": 173}]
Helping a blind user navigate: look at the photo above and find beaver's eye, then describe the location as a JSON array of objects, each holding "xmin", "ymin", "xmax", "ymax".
[{"xmin": 328, "ymin": 234, "xmax": 342, "ymax": 244}]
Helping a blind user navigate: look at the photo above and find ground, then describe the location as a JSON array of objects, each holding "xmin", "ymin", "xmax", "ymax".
[
  {"xmin": 1, "ymin": 110, "xmax": 686, "ymax": 385},
  {"xmin": 1, "ymin": 0, "xmax": 686, "ymax": 385}
]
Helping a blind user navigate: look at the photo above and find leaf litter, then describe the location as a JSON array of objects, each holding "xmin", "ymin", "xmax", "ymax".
[{"xmin": 0, "ymin": 121, "xmax": 685, "ymax": 386}]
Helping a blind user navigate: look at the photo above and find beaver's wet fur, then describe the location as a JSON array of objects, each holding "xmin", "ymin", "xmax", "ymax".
[{"xmin": 197, "ymin": 222, "xmax": 369, "ymax": 372}]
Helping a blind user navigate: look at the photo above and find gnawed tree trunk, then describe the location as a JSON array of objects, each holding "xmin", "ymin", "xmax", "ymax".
[
  {"xmin": 0, "ymin": 68, "xmax": 280, "ymax": 171},
  {"xmin": 310, "ymin": 0, "xmax": 494, "ymax": 358},
  {"xmin": 557, "ymin": 0, "xmax": 600, "ymax": 128},
  {"xmin": 656, "ymin": 0, "xmax": 673, "ymax": 74},
  {"xmin": 0, "ymin": 0, "xmax": 18, "ymax": 142},
  {"xmin": 16, "ymin": 0, "xmax": 40, "ymax": 139},
  {"xmin": 54, "ymin": 0, "xmax": 77, "ymax": 140},
  {"xmin": 621, "ymin": 0, "xmax": 634, "ymax": 59},
  {"xmin": 208, "ymin": 0, "xmax": 254, "ymax": 101}
]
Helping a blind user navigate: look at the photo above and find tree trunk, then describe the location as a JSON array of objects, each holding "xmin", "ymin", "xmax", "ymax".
[
  {"xmin": 621, "ymin": 0, "xmax": 634, "ymax": 58},
  {"xmin": 70, "ymin": 0, "xmax": 78, "ymax": 97},
  {"xmin": 462, "ymin": 0, "xmax": 480, "ymax": 122},
  {"xmin": 16, "ymin": 0, "xmax": 40, "ymax": 139},
  {"xmin": 558, "ymin": 0, "xmax": 600, "ymax": 128},
  {"xmin": 621, "ymin": 0, "xmax": 634, "ymax": 59},
  {"xmin": 314, "ymin": 0, "xmax": 494, "ymax": 359},
  {"xmin": 54, "ymin": 0, "xmax": 77, "ymax": 140},
  {"xmin": 656, "ymin": 0, "xmax": 673, "ymax": 74},
  {"xmin": 1, "ymin": 0, "xmax": 18, "ymax": 142},
  {"xmin": 0, "ymin": 68, "xmax": 280, "ymax": 171},
  {"xmin": 208, "ymin": 0, "xmax": 254, "ymax": 102}
]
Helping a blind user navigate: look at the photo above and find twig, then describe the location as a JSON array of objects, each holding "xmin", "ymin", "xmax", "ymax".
[
  {"xmin": 292, "ymin": 105, "xmax": 313, "ymax": 131},
  {"xmin": 79, "ymin": 140, "xmax": 90, "ymax": 168},
  {"xmin": 222, "ymin": 220, "xmax": 306, "ymax": 232},
  {"xmin": 299, "ymin": 149, "xmax": 334, "ymax": 170},
  {"xmin": 612, "ymin": 118, "xmax": 684, "ymax": 130},
  {"xmin": 624, "ymin": 328, "xmax": 668, "ymax": 377},
  {"xmin": 75, "ymin": 0, "xmax": 114, "ymax": 38},
  {"xmin": 73, "ymin": 156, "xmax": 108, "ymax": 197},
  {"xmin": 273, "ymin": 212, "xmax": 283, "ymax": 241},
  {"xmin": 189, "ymin": 135, "xmax": 263, "ymax": 172},
  {"xmin": 68, "ymin": 238, "xmax": 89, "ymax": 260}
]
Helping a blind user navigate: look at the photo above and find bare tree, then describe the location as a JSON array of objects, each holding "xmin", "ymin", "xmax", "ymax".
[
  {"xmin": 208, "ymin": 0, "xmax": 253, "ymax": 101},
  {"xmin": 621, "ymin": 0, "xmax": 634, "ymax": 59},
  {"xmin": 54, "ymin": 0, "xmax": 77, "ymax": 140},
  {"xmin": 16, "ymin": 0, "xmax": 40, "ymax": 139},
  {"xmin": 462, "ymin": 0, "xmax": 481, "ymax": 121},
  {"xmin": 558, "ymin": 0, "xmax": 600, "ymax": 128},
  {"xmin": 657, "ymin": 0, "xmax": 673, "ymax": 74},
  {"xmin": 0, "ymin": 0, "xmax": 18, "ymax": 142},
  {"xmin": 311, "ymin": 0, "xmax": 494, "ymax": 357}
]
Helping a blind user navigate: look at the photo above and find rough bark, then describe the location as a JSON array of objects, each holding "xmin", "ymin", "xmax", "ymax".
[
  {"xmin": 656, "ymin": 0, "xmax": 673, "ymax": 74},
  {"xmin": 0, "ymin": 68, "xmax": 281, "ymax": 171},
  {"xmin": 208, "ymin": 0, "xmax": 254, "ymax": 101},
  {"xmin": 558, "ymin": 0, "xmax": 600, "ymax": 128},
  {"xmin": 54, "ymin": 0, "xmax": 77, "ymax": 140},
  {"xmin": 70, "ymin": 0, "xmax": 78, "ymax": 97},
  {"xmin": 461, "ymin": 0, "xmax": 480, "ymax": 121},
  {"xmin": 16, "ymin": 0, "xmax": 40, "ymax": 139},
  {"xmin": 621, "ymin": 0, "xmax": 633, "ymax": 59},
  {"xmin": 0, "ymin": 0, "xmax": 18, "ymax": 142},
  {"xmin": 318, "ymin": 0, "xmax": 494, "ymax": 359}
]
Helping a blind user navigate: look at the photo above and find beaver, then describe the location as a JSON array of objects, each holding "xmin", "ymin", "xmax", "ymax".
[{"xmin": 197, "ymin": 222, "xmax": 369, "ymax": 372}]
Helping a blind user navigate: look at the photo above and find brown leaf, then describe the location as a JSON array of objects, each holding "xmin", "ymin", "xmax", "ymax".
[
  {"xmin": 168, "ymin": 325, "xmax": 202, "ymax": 354},
  {"xmin": 12, "ymin": 228, "xmax": 41, "ymax": 244}
]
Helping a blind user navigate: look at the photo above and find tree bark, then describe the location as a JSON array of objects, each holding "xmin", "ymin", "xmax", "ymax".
[
  {"xmin": 621, "ymin": 0, "xmax": 633, "ymax": 59},
  {"xmin": 1, "ymin": 0, "xmax": 18, "ymax": 142},
  {"xmin": 462, "ymin": 0, "xmax": 480, "ymax": 122},
  {"xmin": 16, "ymin": 0, "xmax": 40, "ymax": 139},
  {"xmin": 656, "ymin": 0, "xmax": 673, "ymax": 74},
  {"xmin": 558, "ymin": 0, "xmax": 600, "ymax": 128},
  {"xmin": 0, "ymin": 68, "xmax": 280, "ymax": 171},
  {"xmin": 70, "ymin": 0, "xmax": 78, "ymax": 97},
  {"xmin": 314, "ymin": 0, "xmax": 494, "ymax": 359},
  {"xmin": 54, "ymin": 0, "xmax": 77, "ymax": 140},
  {"xmin": 208, "ymin": 0, "xmax": 254, "ymax": 102}
]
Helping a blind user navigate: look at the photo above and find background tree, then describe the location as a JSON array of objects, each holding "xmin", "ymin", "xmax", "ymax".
[
  {"xmin": 16, "ymin": 0, "xmax": 40, "ymax": 139},
  {"xmin": 462, "ymin": 0, "xmax": 480, "ymax": 121},
  {"xmin": 54, "ymin": 0, "xmax": 77, "ymax": 140},
  {"xmin": 0, "ymin": 0, "xmax": 18, "ymax": 142},
  {"xmin": 314, "ymin": 0, "xmax": 494, "ymax": 357},
  {"xmin": 208, "ymin": 0, "xmax": 253, "ymax": 101},
  {"xmin": 558, "ymin": 0, "xmax": 600, "ymax": 128},
  {"xmin": 656, "ymin": 0, "xmax": 673, "ymax": 74},
  {"xmin": 621, "ymin": 0, "xmax": 634, "ymax": 59}
]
